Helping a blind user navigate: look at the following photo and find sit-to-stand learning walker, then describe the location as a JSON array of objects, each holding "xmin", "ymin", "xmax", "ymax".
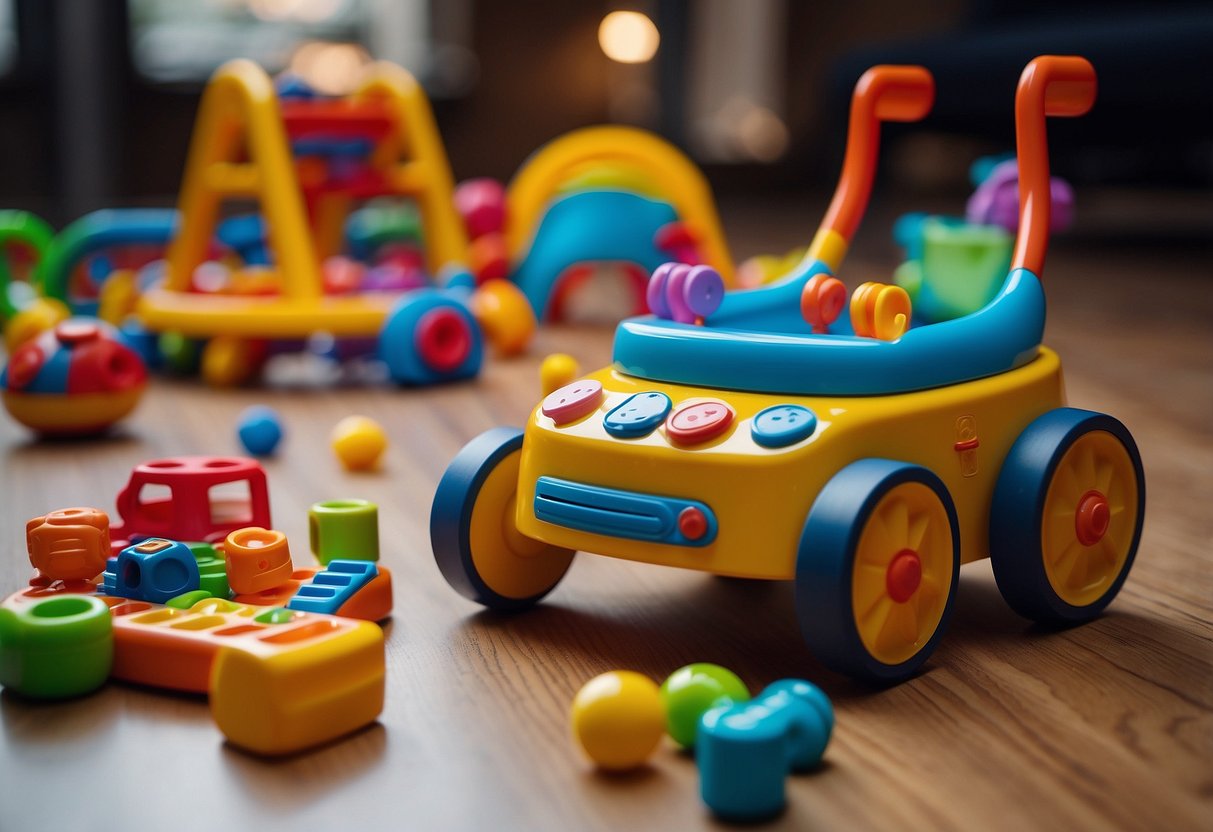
[
  {"xmin": 431, "ymin": 56, "xmax": 1146, "ymax": 684},
  {"xmin": 136, "ymin": 60, "xmax": 533, "ymax": 387}
]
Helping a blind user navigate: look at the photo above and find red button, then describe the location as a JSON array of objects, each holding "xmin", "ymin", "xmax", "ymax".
[
  {"xmin": 541, "ymin": 379, "xmax": 603, "ymax": 425},
  {"xmin": 678, "ymin": 506, "xmax": 708, "ymax": 540},
  {"xmin": 55, "ymin": 321, "xmax": 101, "ymax": 345},
  {"xmin": 666, "ymin": 399, "xmax": 734, "ymax": 445}
]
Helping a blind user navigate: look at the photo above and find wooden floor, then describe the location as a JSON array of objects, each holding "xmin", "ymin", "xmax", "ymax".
[{"xmin": 0, "ymin": 196, "xmax": 1210, "ymax": 831}]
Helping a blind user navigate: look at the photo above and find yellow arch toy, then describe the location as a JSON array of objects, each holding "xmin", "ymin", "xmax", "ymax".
[
  {"xmin": 139, "ymin": 59, "xmax": 468, "ymax": 339},
  {"xmin": 504, "ymin": 126, "xmax": 735, "ymax": 285}
]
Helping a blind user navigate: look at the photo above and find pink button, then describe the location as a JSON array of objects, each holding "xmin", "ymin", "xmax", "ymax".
[
  {"xmin": 541, "ymin": 379, "xmax": 604, "ymax": 425},
  {"xmin": 667, "ymin": 399, "xmax": 734, "ymax": 445}
]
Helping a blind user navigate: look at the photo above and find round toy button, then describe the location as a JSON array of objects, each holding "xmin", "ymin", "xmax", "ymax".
[
  {"xmin": 541, "ymin": 379, "xmax": 604, "ymax": 425},
  {"xmin": 751, "ymin": 404, "xmax": 818, "ymax": 448},
  {"xmin": 666, "ymin": 399, "xmax": 734, "ymax": 445},
  {"xmin": 603, "ymin": 392, "xmax": 671, "ymax": 438}
]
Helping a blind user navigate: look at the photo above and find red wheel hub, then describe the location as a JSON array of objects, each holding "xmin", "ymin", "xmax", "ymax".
[
  {"xmin": 415, "ymin": 307, "xmax": 472, "ymax": 373},
  {"xmin": 1075, "ymin": 490, "xmax": 1110, "ymax": 546},
  {"xmin": 886, "ymin": 549, "xmax": 922, "ymax": 603}
]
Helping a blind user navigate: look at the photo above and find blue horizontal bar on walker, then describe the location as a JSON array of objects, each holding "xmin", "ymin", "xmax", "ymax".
[{"xmin": 533, "ymin": 476, "xmax": 717, "ymax": 547}]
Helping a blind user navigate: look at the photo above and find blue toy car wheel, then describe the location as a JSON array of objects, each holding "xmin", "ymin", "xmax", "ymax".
[
  {"xmin": 431, "ymin": 427, "xmax": 575, "ymax": 611},
  {"xmin": 990, "ymin": 408, "xmax": 1145, "ymax": 626},
  {"xmin": 379, "ymin": 289, "xmax": 483, "ymax": 385},
  {"xmin": 795, "ymin": 459, "xmax": 960, "ymax": 684}
]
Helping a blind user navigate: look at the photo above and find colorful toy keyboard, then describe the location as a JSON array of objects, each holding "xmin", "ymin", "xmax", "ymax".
[{"xmin": 2, "ymin": 584, "xmax": 384, "ymax": 755}]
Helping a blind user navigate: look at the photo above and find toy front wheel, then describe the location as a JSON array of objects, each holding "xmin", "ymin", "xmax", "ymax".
[
  {"xmin": 990, "ymin": 408, "xmax": 1145, "ymax": 626},
  {"xmin": 795, "ymin": 459, "xmax": 960, "ymax": 684},
  {"xmin": 431, "ymin": 427, "xmax": 574, "ymax": 611}
]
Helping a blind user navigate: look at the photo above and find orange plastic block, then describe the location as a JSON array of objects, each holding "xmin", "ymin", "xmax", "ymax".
[
  {"xmin": 224, "ymin": 527, "xmax": 294, "ymax": 595},
  {"xmin": 25, "ymin": 508, "xmax": 111, "ymax": 583}
]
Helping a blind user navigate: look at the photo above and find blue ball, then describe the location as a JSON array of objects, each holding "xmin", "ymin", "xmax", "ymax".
[{"xmin": 237, "ymin": 406, "xmax": 283, "ymax": 456}]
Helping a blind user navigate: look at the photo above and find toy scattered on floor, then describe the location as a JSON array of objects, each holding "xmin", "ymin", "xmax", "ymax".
[
  {"xmin": 698, "ymin": 678, "xmax": 834, "ymax": 820},
  {"xmin": 332, "ymin": 415, "xmax": 388, "ymax": 471},
  {"xmin": 2, "ymin": 463, "xmax": 393, "ymax": 753},
  {"xmin": 309, "ymin": 499, "xmax": 380, "ymax": 564},
  {"xmin": 569, "ymin": 664, "xmax": 834, "ymax": 819},
  {"xmin": 539, "ymin": 353, "xmax": 580, "ymax": 397},
  {"xmin": 660, "ymin": 663, "xmax": 750, "ymax": 748},
  {"xmin": 892, "ymin": 156, "xmax": 1076, "ymax": 324},
  {"xmin": 0, "ymin": 209, "xmax": 57, "ymax": 349},
  {"xmin": 432, "ymin": 57, "xmax": 1146, "ymax": 685},
  {"xmin": 237, "ymin": 405, "xmax": 284, "ymax": 456},
  {"xmin": 1, "ymin": 318, "xmax": 148, "ymax": 436},
  {"xmin": 570, "ymin": 670, "xmax": 666, "ymax": 771},
  {"xmin": 125, "ymin": 59, "xmax": 533, "ymax": 388}
]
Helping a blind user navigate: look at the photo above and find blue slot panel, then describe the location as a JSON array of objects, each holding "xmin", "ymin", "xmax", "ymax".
[
  {"xmin": 534, "ymin": 476, "xmax": 717, "ymax": 547},
  {"xmin": 286, "ymin": 560, "xmax": 378, "ymax": 614}
]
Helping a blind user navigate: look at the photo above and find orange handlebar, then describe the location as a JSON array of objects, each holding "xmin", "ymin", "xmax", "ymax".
[
  {"xmin": 1012, "ymin": 56, "xmax": 1097, "ymax": 277},
  {"xmin": 818, "ymin": 66, "xmax": 935, "ymax": 247}
]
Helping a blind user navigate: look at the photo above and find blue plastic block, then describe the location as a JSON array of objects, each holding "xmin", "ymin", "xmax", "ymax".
[
  {"xmin": 237, "ymin": 405, "xmax": 284, "ymax": 456},
  {"xmin": 103, "ymin": 538, "xmax": 201, "ymax": 604},
  {"xmin": 697, "ymin": 679, "xmax": 834, "ymax": 821},
  {"xmin": 603, "ymin": 391, "xmax": 671, "ymax": 438},
  {"xmin": 286, "ymin": 560, "xmax": 378, "ymax": 615}
]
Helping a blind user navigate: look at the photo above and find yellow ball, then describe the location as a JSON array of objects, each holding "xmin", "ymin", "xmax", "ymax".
[
  {"xmin": 570, "ymin": 671, "xmax": 665, "ymax": 770},
  {"xmin": 331, "ymin": 415, "xmax": 388, "ymax": 471},
  {"xmin": 540, "ymin": 353, "xmax": 580, "ymax": 397}
]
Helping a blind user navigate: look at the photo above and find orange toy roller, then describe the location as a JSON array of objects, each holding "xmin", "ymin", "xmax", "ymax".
[{"xmin": 224, "ymin": 527, "xmax": 294, "ymax": 595}]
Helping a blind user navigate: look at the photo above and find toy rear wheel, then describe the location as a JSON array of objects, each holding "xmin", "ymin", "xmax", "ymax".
[
  {"xmin": 431, "ymin": 427, "xmax": 574, "ymax": 611},
  {"xmin": 990, "ymin": 408, "xmax": 1144, "ymax": 626},
  {"xmin": 795, "ymin": 459, "xmax": 960, "ymax": 684}
]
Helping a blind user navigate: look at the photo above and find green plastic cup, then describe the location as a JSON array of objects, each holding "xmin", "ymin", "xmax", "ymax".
[{"xmin": 309, "ymin": 499, "xmax": 380, "ymax": 565}]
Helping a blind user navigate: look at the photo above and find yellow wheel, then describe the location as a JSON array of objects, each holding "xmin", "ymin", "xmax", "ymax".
[
  {"xmin": 797, "ymin": 460, "xmax": 959, "ymax": 684},
  {"xmin": 991, "ymin": 408, "xmax": 1145, "ymax": 625},
  {"xmin": 431, "ymin": 428, "xmax": 574, "ymax": 610}
]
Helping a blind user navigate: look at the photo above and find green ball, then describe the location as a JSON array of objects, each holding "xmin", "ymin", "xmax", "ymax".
[{"xmin": 660, "ymin": 663, "xmax": 749, "ymax": 748}]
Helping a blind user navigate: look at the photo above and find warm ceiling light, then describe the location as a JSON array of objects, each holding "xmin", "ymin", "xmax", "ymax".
[{"xmin": 598, "ymin": 11, "xmax": 660, "ymax": 64}]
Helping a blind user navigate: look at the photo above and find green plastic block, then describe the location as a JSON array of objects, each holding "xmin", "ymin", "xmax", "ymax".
[
  {"xmin": 309, "ymin": 499, "xmax": 379, "ymax": 564},
  {"xmin": 0, "ymin": 595, "xmax": 113, "ymax": 699},
  {"xmin": 187, "ymin": 542, "xmax": 231, "ymax": 599}
]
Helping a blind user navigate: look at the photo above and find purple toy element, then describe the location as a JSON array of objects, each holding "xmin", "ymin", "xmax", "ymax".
[
  {"xmin": 683, "ymin": 266, "xmax": 725, "ymax": 321},
  {"xmin": 966, "ymin": 160, "xmax": 1074, "ymax": 234},
  {"xmin": 646, "ymin": 262, "xmax": 677, "ymax": 319},
  {"xmin": 665, "ymin": 264, "xmax": 695, "ymax": 324}
]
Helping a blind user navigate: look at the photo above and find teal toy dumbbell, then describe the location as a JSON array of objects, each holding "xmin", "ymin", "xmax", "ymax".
[
  {"xmin": 697, "ymin": 678, "xmax": 834, "ymax": 821},
  {"xmin": 308, "ymin": 499, "xmax": 379, "ymax": 565},
  {"xmin": 0, "ymin": 595, "xmax": 113, "ymax": 699}
]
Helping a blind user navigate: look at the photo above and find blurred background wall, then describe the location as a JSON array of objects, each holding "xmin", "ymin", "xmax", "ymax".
[{"xmin": 0, "ymin": 0, "xmax": 1209, "ymax": 234}]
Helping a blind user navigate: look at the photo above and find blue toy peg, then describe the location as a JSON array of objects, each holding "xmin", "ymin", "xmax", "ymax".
[
  {"xmin": 103, "ymin": 538, "xmax": 201, "ymax": 604},
  {"xmin": 697, "ymin": 678, "xmax": 834, "ymax": 821}
]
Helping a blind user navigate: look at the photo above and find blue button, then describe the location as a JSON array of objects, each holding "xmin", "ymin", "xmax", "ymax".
[
  {"xmin": 604, "ymin": 392, "xmax": 672, "ymax": 438},
  {"xmin": 751, "ymin": 405, "xmax": 817, "ymax": 448}
]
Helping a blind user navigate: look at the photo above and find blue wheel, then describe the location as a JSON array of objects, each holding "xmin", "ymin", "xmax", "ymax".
[
  {"xmin": 796, "ymin": 459, "xmax": 960, "ymax": 684},
  {"xmin": 990, "ymin": 408, "xmax": 1145, "ymax": 626},
  {"xmin": 431, "ymin": 428, "xmax": 574, "ymax": 611},
  {"xmin": 379, "ymin": 289, "xmax": 483, "ymax": 385}
]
